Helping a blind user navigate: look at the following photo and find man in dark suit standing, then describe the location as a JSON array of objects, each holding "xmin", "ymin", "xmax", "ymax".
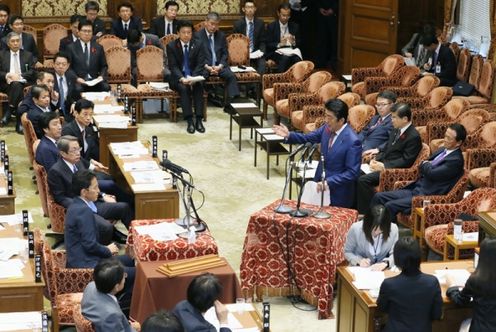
[
  {"xmin": 53, "ymin": 52, "xmax": 82, "ymax": 121},
  {"xmin": 59, "ymin": 15, "xmax": 81, "ymax": 53},
  {"xmin": 0, "ymin": 4, "xmax": 11, "ymax": 39},
  {"xmin": 265, "ymin": 3, "xmax": 301, "ymax": 73},
  {"xmin": 422, "ymin": 33, "xmax": 457, "ymax": 86},
  {"xmin": 167, "ymin": 21, "xmax": 207, "ymax": 134},
  {"xmin": 274, "ymin": 99, "xmax": 362, "ymax": 208},
  {"xmin": 85, "ymin": 1, "xmax": 106, "ymax": 37},
  {"xmin": 0, "ymin": 32, "xmax": 36, "ymax": 133},
  {"xmin": 371, "ymin": 123, "xmax": 467, "ymax": 220},
  {"xmin": 35, "ymin": 112, "xmax": 62, "ymax": 171},
  {"xmin": 1, "ymin": 15, "xmax": 40, "ymax": 63},
  {"xmin": 315, "ymin": 0, "xmax": 339, "ymax": 69},
  {"xmin": 62, "ymin": 99, "xmax": 100, "ymax": 163},
  {"xmin": 232, "ymin": 0, "xmax": 266, "ymax": 74},
  {"xmin": 110, "ymin": 2, "xmax": 143, "ymax": 42},
  {"xmin": 357, "ymin": 103, "xmax": 423, "ymax": 214},
  {"xmin": 195, "ymin": 12, "xmax": 240, "ymax": 102},
  {"xmin": 358, "ymin": 90, "xmax": 396, "ymax": 151},
  {"xmin": 173, "ymin": 273, "xmax": 232, "ymax": 332},
  {"xmin": 149, "ymin": 0, "xmax": 179, "ymax": 38},
  {"xmin": 67, "ymin": 20, "xmax": 110, "ymax": 92}
]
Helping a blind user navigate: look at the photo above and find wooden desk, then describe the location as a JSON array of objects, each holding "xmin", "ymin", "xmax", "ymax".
[
  {"xmin": 412, "ymin": 207, "xmax": 425, "ymax": 247},
  {"xmin": 98, "ymin": 125, "xmax": 138, "ymax": 166},
  {"xmin": 443, "ymin": 234, "xmax": 478, "ymax": 260},
  {"xmin": 336, "ymin": 261, "xmax": 473, "ymax": 332},
  {"xmin": 478, "ymin": 211, "xmax": 496, "ymax": 242},
  {"xmin": 0, "ymin": 174, "xmax": 15, "ymax": 215},
  {"xmin": 108, "ymin": 145, "xmax": 179, "ymax": 219}
]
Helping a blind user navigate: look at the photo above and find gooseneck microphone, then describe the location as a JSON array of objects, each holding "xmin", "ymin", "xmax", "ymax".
[
  {"xmin": 161, "ymin": 159, "xmax": 190, "ymax": 175},
  {"xmin": 305, "ymin": 143, "xmax": 319, "ymax": 163},
  {"xmin": 288, "ymin": 142, "xmax": 310, "ymax": 159}
]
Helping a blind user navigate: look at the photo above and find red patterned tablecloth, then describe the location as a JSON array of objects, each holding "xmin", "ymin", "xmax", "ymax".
[
  {"xmin": 127, "ymin": 219, "xmax": 218, "ymax": 261},
  {"xmin": 240, "ymin": 200, "xmax": 357, "ymax": 319}
]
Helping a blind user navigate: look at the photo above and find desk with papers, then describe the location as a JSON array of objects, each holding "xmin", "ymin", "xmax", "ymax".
[
  {"xmin": 0, "ymin": 161, "xmax": 15, "ymax": 215},
  {"xmin": 108, "ymin": 142, "xmax": 179, "ymax": 219},
  {"xmin": 336, "ymin": 260, "xmax": 474, "ymax": 332},
  {"xmin": 0, "ymin": 311, "xmax": 46, "ymax": 331}
]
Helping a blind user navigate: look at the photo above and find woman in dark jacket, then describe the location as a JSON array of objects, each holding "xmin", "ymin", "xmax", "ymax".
[{"xmin": 446, "ymin": 238, "xmax": 496, "ymax": 332}]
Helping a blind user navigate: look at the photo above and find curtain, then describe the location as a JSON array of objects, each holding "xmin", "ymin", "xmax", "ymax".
[
  {"xmin": 488, "ymin": 0, "xmax": 496, "ymax": 61},
  {"xmin": 444, "ymin": 0, "xmax": 459, "ymax": 41}
]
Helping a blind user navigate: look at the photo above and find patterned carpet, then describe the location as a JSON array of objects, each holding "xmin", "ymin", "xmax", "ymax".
[{"xmin": 1, "ymin": 105, "xmax": 335, "ymax": 331}]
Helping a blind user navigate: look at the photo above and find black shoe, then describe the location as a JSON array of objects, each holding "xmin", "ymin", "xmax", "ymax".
[
  {"xmin": 112, "ymin": 229, "xmax": 128, "ymax": 244},
  {"xmin": 16, "ymin": 122, "xmax": 23, "ymax": 134},
  {"xmin": 187, "ymin": 120, "xmax": 195, "ymax": 134},
  {"xmin": 195, "ymin": 119, "xmax": 205, "ymax": 133},
  {"xmin": 1, "ymin": 109, "xmax": 12, "ymax": 126}
]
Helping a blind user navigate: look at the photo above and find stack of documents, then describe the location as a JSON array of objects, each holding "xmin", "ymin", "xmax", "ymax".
[
  {"xmin": 134, "ymin": 221, "xmax": 185, "ymax": 241},
  {"xmin": 348, "ymin": 266, "xmax": 385, "ymax": 290},
  {"xmin": 93, "ymin": 115, "xmax": 129, "ymax": 128},
  {"xmin": 131, "ymin": 170, "xmax": 170, "ymax": 184},
  {"xmin": 110, "ymin": 141, "xmax": 149, "ymax": 157},
  {"xmin": 0, "ymin": 212, "xmax": 34, "ymax": 225},
  {"xmin": 0, "ymin": 258, "xmax": 24, "ymax": 279},
  {"xmin": 434, "ymin": 269, "xmax": 471, "ymax": 286},
  {"xmin": 93, "ymin": 104, "xmax": 125, "ymax": 114},
  {"xmin": 0, "ymin": 311, "xmax": 42, "ymax": 331},
  {"xmin": 0, "ymin": 238, "xmax": 26, "ymax": 261},
  {"xmin": 230, "ymin": 66, "xmax": 257, "ymax": 73},
  {"xmin": 205, "ymin": 303, "xmax": 259, "ymax": 332},
  {"xmin": 148, "ymin": 82, "xmax": 170, "ymax": 90},
  {"xmin": 82, "ymin": 91, "xmax": 111, "ymax": 102},
  {"xmin": 123, "ymin": 160, "xmax": 159, "ymax": 172}
]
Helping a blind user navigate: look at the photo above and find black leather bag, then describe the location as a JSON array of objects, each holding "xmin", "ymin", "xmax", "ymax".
[{"xmin": 453, "ymin": 80, "xmax": 475, "ymax": 96}]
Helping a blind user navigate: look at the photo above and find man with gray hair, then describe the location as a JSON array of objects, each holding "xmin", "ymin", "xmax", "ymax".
[
  {"xmin": 195, "ymin": 12, "xmax": 240, "ymax": 103},
  {"xmin": 0, "ymin": 31, "xmax": 36, "ymax": 133}
]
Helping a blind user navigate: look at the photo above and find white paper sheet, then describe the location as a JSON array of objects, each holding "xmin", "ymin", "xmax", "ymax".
[
  {"xmin": 0, "ymin": 212, "xmax": 34, "ymax": 225},
  {"xmin": 230, "ymin": 102, "xmax": 258, "ymax": 109},
  {"xmin": 348, "ymin": 267, "xmax": 385, "ymax": 290},
  {"xmin": 84, "ymin": 77, "xmax": 104, "ymax": 87},
  {"xmin": 0, "ymin": 258, "xmax": 25, "ymax": 279},
  {"xmin": 110, "ymin": 141, "xmax": 149, "ymax": 157},
  {"xmin": 123, "ymin": 161, "xmax": 159, "ymax": 172},
  {"xmin": 403, "ymin": 57, "xmax": 416, "ymax": 66},
  {"xmin": 131, "ymin": 170, "xmax": 171, "ymax": 184},
  {"xmin": 186, "ymin": 75, "xmax": 206, "ymax": 83},
  {"xmin": 361, "ymin": 163, "xmax": 372, "ymax": 174},
  {"xmin": 0, "ymin": 238, "xmax": 26, "ymax": 261},
  {"xmin": 462, "ymin": 232, "xmax": 478, "ymax": 242},
  {"xmin": 230, "ymin": 66, "xmax": 257, "ymax": 73},
  {"xmin": 82, "ymin": 91, "xmax": 111, "ymax": 101},
  {"xmin": 148, "ymin": 82, "xmax": 170, "ymax": 90},
  {"xmin": 300, "ymin": 180, "xmax": 330, "ymax": 206},
  {"xmin": 0, "ymin": 311, "xmax": 42, "ymax": 331},
  {"xmin": 134, "ymin": 221, "xmax": 185, "ymax": 241},
  {"xmin": 255, "ymin": 128, "xmax": 275, "ymax": 134},
  {"xmin": 262, "ymin": 134, "xmax": 284, "ymax": 141},
  {"xmin": 342, "ymin": 74, "xmax": 352, "ymax": 81},
  {"xmin": 93, "ymin": 104, "xmax": 124, "ymax": 114},
  {"xmin": 204, "ymin": 306, "xmax": 244, "ymax": 331},
  {"xmin": 276, "ymin": 47, "xmax": 303, "ymax": 60},
  {"xmin": 249, "ymin": 50, "xmax": 264, "ymax": 59},
  {"xmin": 435, "ymin": 269, "xmax": 471, "ymax": 286}
]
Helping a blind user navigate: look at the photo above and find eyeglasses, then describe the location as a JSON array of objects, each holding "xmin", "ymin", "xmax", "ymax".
[
  {"xmin": 80, "ymin": 29, "xmax": 93, "ymax": 34},
  {"xmin": 375, "ymin": 103, "xmax": 391, "ymax": 108},
  {"xmin": 67, "ymin": 147, "xmax": 82, "ymax": 154}
]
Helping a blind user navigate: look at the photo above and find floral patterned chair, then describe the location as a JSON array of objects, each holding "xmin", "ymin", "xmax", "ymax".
[
  {"xmin": 464, "ymin": 122, "xmax": 496, "ymax": 188},
  {"xmin": 96, "ymin": 34, "xmax": 123, "ymax": 51},
  {"xmin": 449, "ymin": 42, "xmax": 461, "ymax": 61},
  {"xmin": 274, "ymin": 71, "xmax": 332, "ymax": 124},
  {"xmin": 105, "ymin": 47, "xmax": 139, "ymax": 107},
  {"xmin": 290, "ymin": 81, "xmax": 346, "ymax": 131},
  {"xmin": 398, "ymin": 86, "xmax": 453, "ymax": 115},
  {"xmin": 455, "ymin": 60, "xmax": 495, "ymax": 105},
  {"xmin": 455, "ymin": 48, "xmax": 472, "ymax": 82},
  {"xmin": 351, "ymin": 54, "xmax": 405, "ymax": 96},
  {"xmin": 160, "ymin": 34, "xmax": 178, "ymax": 49},
  {"xmin": 21, "ymin": 113, "xmax": 37, "ymax": 169},
  {"xmin": 262, "ymin": 60, "xmax": 314, "ymax": 120},
  {"xmin": 42, "ymin": 24, "xmax": 68, "ymax": 64},
  {"xmin": 363, "ymin": 66, "xmax": 420, "ymax": 105},
  {"xmin": 73, "ymin": 304, "xmax": 95, "ymax": 332},
  {"xmin": 347, "ymin": 105, "xmax": 376, "ymax": 133},
  {"xmin": 424, "ymin": 188, "xmax": 496, "ymax": 257},
  {"xmin": 384, "ymin": 75, "xmax": 440, "ymax": 99},
  {"xmin": 32, "ymin": 159, "xmax": 49, "ymax": 218}
]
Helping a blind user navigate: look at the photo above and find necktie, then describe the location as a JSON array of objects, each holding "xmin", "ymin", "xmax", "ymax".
[
  {"xmin": 248, "ymin": 21, "xmax": 254, "ymax": 52},
  {"xmin": 166, "ymin": 22, "xmax": 171, "ymax": 35},
  {"xmin": 124, "ymin": 23, "xmax": 128, "ymax": 34},
  {"xmin": 430, "ymin": 149, "xmax": 447, "ymax": 166},
  {"xmin": 73, "ymin": 164, "xmax": 78, "ymax": 173},
  {"xmin": 392, "ymin": 129, "xmax": 401, "ymax": 145},
  {"xmin": 183, "ymin": 44, "xmax": 191, "ymax": 76},
  {"xmin": 370, "ymin": 117, "xmax": 383, "ymax": 130},
  {"xmin": 82, "ymin": 128, "xmax": 88, "ymax": 153},
  {"xmin": 328, "ymin": 131, "xmax": 336, "ymax": 149},
  {"xmin": 209, "ymin": 34, "xmax": 217, "ymax": 66},
  {"xmin": 432, "ymin": 52, "xmax": 438, "ymax": 69},
  {"xmin": 84, "ymin": 43, "xmax": 90, "ymax": 67},
  {"xmin": 88, "ymin": 201, "xmax": 97, "ymax": 213},
  {"xmin": 0, "ymin": 26, "xmax": 3, "ymax": 34},
  {"xmin": 59, "ymin": 77, "xmax": 65, "ymax": 114},
  {"xmin": 13, "ymin": 53, "xmax": 20, "ymax": 74}
]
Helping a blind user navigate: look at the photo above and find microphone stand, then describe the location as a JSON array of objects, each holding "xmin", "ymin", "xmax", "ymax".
[
  {"xmin": 313, "ymin": 155, "xmax": 331, "ymax": 219},
  {"xmin": 274, "ymin": 156, "xmax": 294, "ymax": 214},
  {"xmin": 290, "ymin": 161, "xmax": 310, "ymax": 217}
]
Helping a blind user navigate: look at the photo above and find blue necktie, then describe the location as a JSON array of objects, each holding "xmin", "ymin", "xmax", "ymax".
[
  {"xmin": 166, "ymin": 22, "xmax": 171, "ymax": 35},
  {"xmin": 182, "ymin": 44, "xmax": 191, "ymax": 76},
  {"xmin": 248, "ymin": 22, "xmax": 254, "ymax": 52},
  {"xmin": 59, "ymin": 77, "xmax": 65, "ymax": 114},
  {"xmin": 209, "ymin": 34, "xmax": 217, "ymax": 66},
  {"xmin": 431, "ymin": 149, "xmax": 447, "ymax": 166},
  {"xmin": 88, "ymin": 201, "xmax": 97, "ymax": 213}
]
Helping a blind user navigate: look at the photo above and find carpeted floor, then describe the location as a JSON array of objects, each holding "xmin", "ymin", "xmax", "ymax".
[{"xmin": 1, "ymin": 105, "xmax": 335, "ymax": 331}]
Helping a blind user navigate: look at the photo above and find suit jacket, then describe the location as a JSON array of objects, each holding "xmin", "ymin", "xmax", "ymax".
[
  {"xmin": 265, "ymin": 20, "xmax": 301, "ymax": 59},
  {"xmin": 166, "ymin": 38, "xmax": 207, "ymax": 86},
  {"xmin": 344, "ymin": 220, "xmax": 399, "ymax": 266},
  {"xmin": 59, "ymin": 34, "xmax": 77, "ymax": 52},
  {"xmin": 377, "ymin": 272, "xmax": 442, "ymax": 332},
  {"xmin": 67, "ymin": 40, "xmax": 108, "ymax": 80},
  {"xmin": 26, "ymin": 104, "xmax": 56, "ymax": 139},
  {"xmin": 82, "ymin": 282, "xmax": 135, "ymax": 332},
  {"xmin": 401, "ymin": 33, "xmax": 432, "ymax": 68},
  {"xmin": 91, "ymin": 18, "xmax": 106, "ymax": 36},
  {"xmin": 111, "ymin": 16, "xmax": 143, "ymax": 40},
  {"xmin": 18, "ymin": 87, "xmax": 58, "ymax": 117},
  {"xmin": 65, "ymin": 197, "xmax": 112, "ymax": 268},
  {"xmin": 62, "ymin": 119, "xmax": 100, "ymax": 163},
  {"xmin": 48, "ymin": 157, "xmax": 90, "ymax": 208},
  {"xmin": 0, "ymin": 49, "xmax": 36, "ymax": 84},
  {"xmin": 173, "ymin": 300, "xmax": 231, "ymax": 332},
  {"xmin": 408, "ymin": 147, "xmax": 465, "ymax": 196},
  {"xmin": 232, "ymin": 17, "xmax": 266, "ymax": 52},
  {"xmin": 35, "ymin": 135, "xmax": 60, "ymax": 171},
  {"xmin": 375, "ymin": 124, "xmax": 422, "ymax": 169},
  {"xmin": 194, "ymin": 29, "xmax": 229, "ymax": 67},
  {"xmin": 149, "ymin": 17, "xmax": 178, "ymax": 38},
  {"xmin": 53, "ymin": 69, "xmax": 81, "ymax": 119},
  {"xmin": 129, "ymin": 33, "xmax": 167, "ymax": 71},
  {"xmin": 358, "ymin": 114, "xmax": 393, "ymax": 151},
  {"xmin": 1, "ymin": 32, "xmax": 39, "ymax": 62},
  {"xmin": 287, "ymin": 123, "xmax": 362, "ymax": 208},
  {"xmin": 0, "ymin": 24, "xmax": 11, "ymax": 39},
  {"xmin": 428, "ymin": 44, "xmax": 457, "ymax": 86}
]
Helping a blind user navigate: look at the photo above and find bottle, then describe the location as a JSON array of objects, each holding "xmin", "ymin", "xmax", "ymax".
[
  {"xmin": 453, "ymin": 219, "xmax": 463, "ymax": 242},
  {"xmin": 188, "ymin": 226, "xmax": 196, "ymax": 244}
]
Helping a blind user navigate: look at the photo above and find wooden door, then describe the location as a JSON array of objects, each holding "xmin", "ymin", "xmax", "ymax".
[{"xmin": 338, "ymin": 0, "xmax": 399, "ymax": 73}]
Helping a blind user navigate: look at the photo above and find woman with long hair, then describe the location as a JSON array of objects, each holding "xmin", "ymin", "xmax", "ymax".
[
  {"xmin": 447, "ymin": 238, "xmax": 496, "ymax": 332},
  {"xmin": 344, "ymin": 204, "xmax": 398, "ymax": 270}
]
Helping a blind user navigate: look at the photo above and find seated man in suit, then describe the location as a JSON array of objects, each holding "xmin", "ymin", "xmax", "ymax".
[
  {"xmin": 59, "ymin": 14, "xmax": 81, "ymax": 52},
  {"xmin": 67, "ymin": 19, "xmax": 110, "ymax": 92},
  {"xmin": 149, "ymin": 0, "xmax": 179, "ymax": 38},
  {"xmin": 26, "ymin": 84, "xmax": 58, "ymax": 138},
  {"xmin": 357, "ymin": 103, "xmax": 422, "ymax": 214},
  {"xmin": 265, "ymin": 3, "xmax": 301, "ymax": 73},
  {"xmin": 85, "ymin": 1, "xmax": 105, "ymax": 38},
  {"xmin": 421, "ymin": 33, "xmax": 456, "ymax": 86},
  {"xmin": 35, "ymin": 112, "xmax": 61, "ymax": 171},
  {"xmin": 195, "ymin": 12, "xmax": 240, "ymax": 103},
  {"xmin": 82, "ymin": 258, "xmax": 140, "ymax": 331},
  {"xmin": 111, "ymin": 2, "xmax": 143, "ymax": 44},
  {"xmin": 48, "ymin": 135, "xmax": 132, "ymax": 243},
  {"xmin": 358, "ymin": 90, "xmax": 396, "ymax": 151},
  {"xmin": 371, "ymin": 123, "xmax": 467, "ymax": 221},
  {"xmin": 232, "ymin": 0, "xmax": 266, "ymax": 74},
  {"xmin": 53, "ymin": 52, "xmax": 82, "ymax": 121},
  {"xmin": 62, "ymin": 99, "xmax": 99, "ymax": 163},
  {"xmin": 173, "ymin": 273, "xmax": 232, "ymax": 332},
  {"xmin": 167, "ymin": 20, "xmax": 207, "ymax": 134},
  {"xmin": 273, "ymin": 99, "xmax": 362, "ymax": 208},
  {"xmin": 142, "ymin": 310, "xmax": 184, "ymax": 332},
  {"xmin": 127, "ymin": 28, "xmax": 170, "ymax": 84},
  {"xmin": 0, "ymin": 31, "xmax": 36, "ymax": 133},
  {"xmin": 1, "ymin": 15, "xmax": 40, "ymax": 64},
  {"xmin": 18, "ymin": 71, "xmax": 59, "ymax": 118},
  {"xmin": 0, "ymin": 4, "xmax": 12, "ymax": 39}
]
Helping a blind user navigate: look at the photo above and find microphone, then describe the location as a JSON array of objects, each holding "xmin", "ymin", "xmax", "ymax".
[
  {"xmin": 288, "ymin": 142, "xmax": 310, "ymax": 159},
  {"xmin": 306, "ymin": 143, "xmax": 319, "ymax": 163},
  {"xmin": 161, "ymin": 159, "xmax": 190, "ymax": 174},
  {"xmin": 298, "ymin": 142, "xmax": 313, "ymax": 162}
]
